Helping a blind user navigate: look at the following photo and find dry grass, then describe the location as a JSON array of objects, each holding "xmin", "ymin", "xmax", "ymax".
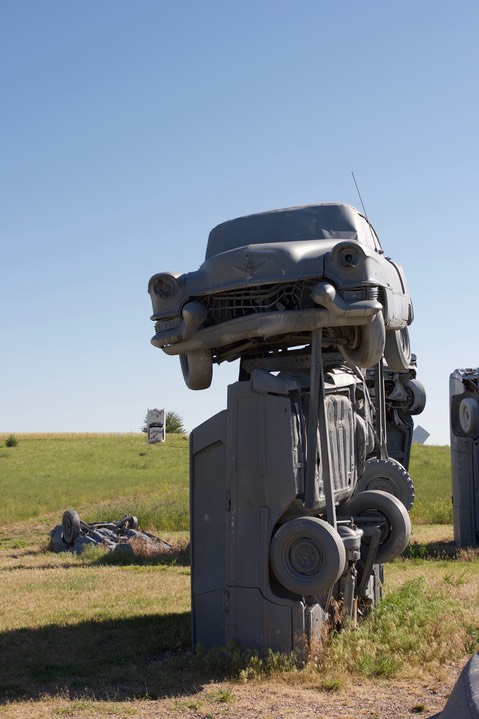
[
  {"xmin": 0, "ymin": 521, "xmax": 477, "ymax": 718},
  {"xmin": 0, "ymin": 438, "xmax": 476, "ymax": 718},
  {"xmin": 0, "ymin": 673, "xmax": 465, "ymax": 719},
  {"xmin": 0, "ymin": 544, "xmax": 190, "ymax": 633}
]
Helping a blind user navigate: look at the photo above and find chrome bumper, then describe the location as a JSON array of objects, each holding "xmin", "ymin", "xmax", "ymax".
[{"xmin": 151, "ymin": 282, "xmax": 382, "ymax": 355}]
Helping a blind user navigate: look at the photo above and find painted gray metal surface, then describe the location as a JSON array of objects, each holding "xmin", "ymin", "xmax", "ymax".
[
  {"xmin": 435, "ymin": 653, "xmax": 479, "ymax": 719},
  {"xmin": 49, "ymin": 512, "xmax": 173, "ymax": 556},
  {"xmin": 190, "ymin": 367, "xmax": 367, "ymax": 656},
  {"xmin": 450, "ymin": 368, "xmax": 479, "ymax": 548},
  {"xmin": 190, "ymin": 361, "xmax": 408, "ymax": 656},
  {"xmin": 148, "ymin": 203, "xmax": 414, "ymax": 389},
  {"xmin": 148, "ymin": 202, "xmax": 422, "ymax": 656},
  {"xmin": 366, "ymin": 354, "xmax": 425, "ymax": 470}
]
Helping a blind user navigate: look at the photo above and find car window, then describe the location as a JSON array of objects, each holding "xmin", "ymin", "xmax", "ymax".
[{"xmin": 206, "ymin": 203, "xmax": 382, "ymax": 259}]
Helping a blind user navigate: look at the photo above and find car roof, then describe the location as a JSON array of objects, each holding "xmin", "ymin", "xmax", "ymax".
[{"xmin": 205, "ymin": 203, "xmax": 382, "ymax": 259}]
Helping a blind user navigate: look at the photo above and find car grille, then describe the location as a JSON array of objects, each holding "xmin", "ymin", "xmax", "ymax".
[{"xmin": 200, "ymin": 281, "xmax": 317, "ymax": 326}]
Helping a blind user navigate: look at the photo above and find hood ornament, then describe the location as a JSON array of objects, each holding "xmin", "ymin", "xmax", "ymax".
[{"xmin": 234, "ymin": 256, "xmax": 266, "ymax": 279}]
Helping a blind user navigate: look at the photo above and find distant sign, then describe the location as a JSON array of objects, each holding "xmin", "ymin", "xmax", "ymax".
[
  {"xmin": 412, "ymin": 425, "xmax": 430, "ymax": 445},
  {"xmin": 147, "ymin": 408, "xmax": 165, "ymax": 443}
]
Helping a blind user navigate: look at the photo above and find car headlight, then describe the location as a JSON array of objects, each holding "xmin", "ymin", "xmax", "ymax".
[
  {"xmin": 341, "ymin": 288, "xmax": 369, "ymax": 301},
  {"xmin": 152, "ymin": 273, "xmax": 180, "ymax": 300},
  {"xmin": 336, "ymin": 244, "xmax": 359, "ymax": 268}
]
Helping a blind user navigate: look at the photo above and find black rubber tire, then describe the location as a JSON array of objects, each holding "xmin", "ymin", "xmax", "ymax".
[
  {"xmin": 459, "ymin": 397, "xmax": 479, "ymax": 436},
  {"xmin": 270, "ymin": 516, "xmax": 346, "ymax": 596},
  {"xmin": 340, "ymin": 489, "xmax": 411, "ymax": 564},
  {"xmin": 62, "ymin": 509, "xmax": 81, "ymax": 544},
  {"xmin": 339, "ymin": 313, "xmax": 386, "ymax": 368},
  {"xmin": 117, "ymin": 516, "xmax": 138, "ymax": 531},
  {"xmin": 179, "ymin": 350, "xmax": 213, "ymax": 390},
  {"xmin": 403, "ymin": 379, "xmax": 426, "ymax": 415},
  {"xmin": 128, "ymin": 516, "xmax": 139, "ymax": 530},
  {"xmin": 354, "ymin": 457, "xmax": 415, "ymax": 511},
  {"xmin": 384, "ymin": 327, "xmax": 411, "ymax": 372}
]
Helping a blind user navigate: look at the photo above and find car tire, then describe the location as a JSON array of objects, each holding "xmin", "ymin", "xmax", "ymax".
[
  {"xmin": 459, "ymin": 397, "xmax": 479, "ymax": 436},
  {"xmin": 403, "ymin": 379, "xmax": 426, "ymax": 415},
  {"xmin": 62, "ymin": 509, "xmax": 81, "ymax": 544},
  {"xmin": 384, "ymin": 327, "xmax": 411, "ymax": 372},
  {"xmin": 340, "ymin": 489, "xmax": 411, "ymax": 564},
  {"xmin": 179, "ymin": 350, "xmax": 213, "ymax": 390},
  {"xmin": 354, "ymin": 457, "xmax": 415, "ymax": 511},
  {"xmin": 340, "ymin": 313, "xmax": 385, "ymax": 368},
  {"xmin": 270, "ymin": 516, "xmax": 346, "ymax": 596}
]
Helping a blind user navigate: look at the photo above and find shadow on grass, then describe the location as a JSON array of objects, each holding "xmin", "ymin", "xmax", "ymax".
[
  {"xmin": 404, "ymin": 539, "xmax": 457, "ymax": 559},
  {"xmin": 0, "ymin": 612, "xmax": 199, "ymax": 702},
  {"xmin": 96, "ymin": 546, "xmax": 191, "ymax": 567},
  {"xmin": 403, "ymin": 539, "xmax": 479, "ymax": 561},
  {"xmin": 1, "ymin": 542, "xmax": 191, "ymax": 572}
]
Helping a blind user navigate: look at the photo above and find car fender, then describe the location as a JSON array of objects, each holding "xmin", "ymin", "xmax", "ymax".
[{"xmin": 382, "ymin": 259, "xmax": 413, "ymax": 328}]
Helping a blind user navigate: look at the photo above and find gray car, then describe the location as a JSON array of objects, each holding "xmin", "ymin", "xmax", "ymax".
[{"xmin": 148, "ymin": 203, "xmax": 414, "ymax": 389}]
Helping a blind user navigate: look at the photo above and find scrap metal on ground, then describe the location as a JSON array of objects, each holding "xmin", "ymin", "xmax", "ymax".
[{"xmin": 49, "ymin": 509, "xmax": 174, "ymax": 557}]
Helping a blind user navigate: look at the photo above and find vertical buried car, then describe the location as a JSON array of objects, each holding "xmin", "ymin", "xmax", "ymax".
[{"xmin": 148, "ymin": 203, "xmax": 421, "ymax": 656}]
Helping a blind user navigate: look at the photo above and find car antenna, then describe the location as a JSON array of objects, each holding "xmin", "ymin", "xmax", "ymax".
[{"xmin": 351, "ymin": 171, "xmax": 383, "ymax": 253}]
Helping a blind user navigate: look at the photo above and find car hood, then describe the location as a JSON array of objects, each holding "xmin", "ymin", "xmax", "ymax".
[
  {"xmin": 148, "ymin": 236, "xmax": 388, "ymax": 320},
  {"xmin": 184, "ymin": 239, "xmax": 339, "ymax": 296}
]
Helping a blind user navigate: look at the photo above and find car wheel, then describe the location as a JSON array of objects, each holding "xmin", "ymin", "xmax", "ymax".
[
  {"xmin": 354, "ymin": 457, "xmax": 415, "ymax": 511},
  {"xmin": 62, "ymin": 509, "xmax": 81, "ymax": 544},
  {"xmin": 340, "ymin": 489, "xmax": 411, "ymax": 564},
  {"xmin": 384, "ymin": 327, "xmax": 411, "ymax": 372},
  {"xmin": 459, "ymin": 397, "xmax": 479, "ymax": 436},
  {"xmin": 340, "ymin": 313, "xmax": 385, "ymax": 368},
  {"xmin": 270, "ymin": 516, "xmax": 346, "ymax": 596},
  {"xmin": 403, "ymin": 379, "xmax": 426, "ymax": 415},
  {"xmin": 179, "ymin": 350, "xmax": 213, "ymax": 390}
]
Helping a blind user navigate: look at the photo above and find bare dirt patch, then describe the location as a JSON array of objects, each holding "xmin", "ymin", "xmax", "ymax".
[{"xmin": 0, "ymin": 667, "xmax": 465, "ymax": 719}]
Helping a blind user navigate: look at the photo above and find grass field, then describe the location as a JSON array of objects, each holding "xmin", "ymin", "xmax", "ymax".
[
  {"xmin": 0, "ymin": 433, "xmax": 189, "ymax": 532},
  {"xmin": 0, "ymin": 434, "xmax": 476, "ymax": 719},
  {"xmin": 0, "ymin": 433, "xmax": 451, "ymax": 529}
]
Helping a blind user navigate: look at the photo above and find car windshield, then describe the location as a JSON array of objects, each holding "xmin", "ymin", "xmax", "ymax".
[{"xmin": 206, "ymin": 203, "xmax": 382, "ymax": 259}]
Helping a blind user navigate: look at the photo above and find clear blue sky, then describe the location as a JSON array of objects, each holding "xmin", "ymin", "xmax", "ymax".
[{"xmin": 1, "ymin": 0, "xmax": 478, "ymax": 445}]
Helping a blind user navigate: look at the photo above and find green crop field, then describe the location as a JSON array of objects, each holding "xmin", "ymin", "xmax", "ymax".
[{"xmin": 0, "ymin": 434, "xmax": 476, "ymax": 719}]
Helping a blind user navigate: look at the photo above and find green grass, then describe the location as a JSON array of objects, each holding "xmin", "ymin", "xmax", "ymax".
[
  {"xmin": 0, "ymin": 434, "xmax": 476, "ymax": 718},
  {"xmin": 0, "ymin": 434, "xmax": 452, "ymax": 529},
  {"xmin": 0, "ymin": 433, "xmax": 189, "ymax": 531},
  {"xmin": 323, "ymin": 561, "xmax": 479, "ymax": 681},
  {"xmin": 409, "ymin": 445, "xmax": 452, "ymax": 524},
  {"xmin": 0, "ymin": 554, "xmax": 191, "ymax": 700}
]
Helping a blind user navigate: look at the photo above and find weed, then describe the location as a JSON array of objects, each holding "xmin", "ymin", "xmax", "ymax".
[
  {"xmin": 406, "ymin": 543, "xmax": 428, "ymax": 560},
  {"xmin": 319, "ymin": 677, "xmax": 343, "ymax": 692},
  {"xmin": 0, "ymin": 537, "xmax": 29, "ymax": 549},
  {"xmin": 357, "ymin": 654, "xmax": 402, "ymax": 678},
  {"xmin": 411, "ymin": 703, "xmax": 427, "ymax": 713},
  {"xmin": 207, "ymin": 688, "xmax": 234, "ymax": 703},
  {"xmin": 323, "ymin": 575, "xmax": 472, "ymax": 679},
  {"xmin": 193, "ymin": 642, "xmax": 298, "ymax": 682},
  {"xmin": 5, "ymin": 434, "xmax": 18, "ymax": 447},
  {"xmin": 457, "ymin": 547, "xmax": 479, "ymax": 562},
  {"xmin": 444, "ymin": 570, "xmax": 467, "ymax": 586},
  {"xmin": 465, "ymin": 625, "xmax": 479, "ymax": 654}
]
